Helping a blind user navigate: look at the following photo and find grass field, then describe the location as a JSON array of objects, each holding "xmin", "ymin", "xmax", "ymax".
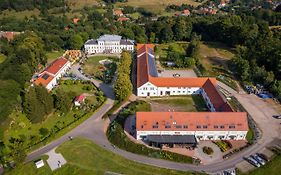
[
  {"xmin": 7, "ymin": 137, "xmax": 199, "ymax": 175},
  {"xmin": 0, "ymin": 54, "xmax": 6, "ymax": 64},
  {"xmin": 0, "ymin": 9, "xmax": 40, "ymax": 19},
  {"xmin": 46, "ymin": 50, "xmax": 65, "ymax": 63},
  {"xmin": 150, "ymin": 95, "xmax": 207, "ymax": 112},
  {"xmin": 116, "ymin": 0, "xmax": 202, "ymax": 14},
  {"xmin": 68, "ymin": 0, "xmax": 99, "ymax": 10}
]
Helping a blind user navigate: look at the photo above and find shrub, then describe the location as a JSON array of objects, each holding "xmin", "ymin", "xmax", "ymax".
[{"xmin": 203, "ymin": 146, "xmax": 214, "ymax": 155}]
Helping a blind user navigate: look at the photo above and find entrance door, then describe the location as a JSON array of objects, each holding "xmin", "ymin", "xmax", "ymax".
[
  {"xmin": 166, "ymin": 91, "xmax": 170, "ymax": 96},
  {"xmin": 147, "ymin": 92, "xmax": 150, "ymax": 96}
]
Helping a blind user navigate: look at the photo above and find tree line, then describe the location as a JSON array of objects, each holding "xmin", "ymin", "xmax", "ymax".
[
  {"xmin": 114, "ymin": 51, "xmax": 132, "ymax": 101},
  {"xmin": 0, "ymin": 0, "xmax": 65, "ymax": 11}
]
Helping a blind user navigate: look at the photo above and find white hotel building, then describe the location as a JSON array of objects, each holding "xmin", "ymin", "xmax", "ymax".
[
  {"xmin": 84, "ymin": 34, "xmax": 134, "ymax": 54},
  {"xmin": 135, "ymin": 44, "xmax": 249, "ymax": 145}
]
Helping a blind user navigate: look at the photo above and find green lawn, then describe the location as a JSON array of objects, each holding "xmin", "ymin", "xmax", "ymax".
[
  {"xmin": 246, "ymin": 127, "xmax": 254, "ymax": 143},
  {"xmin": 7, "ymin": 137, "xmax": 201, "ymax": 175},
  {"xmin": 0, "ymin": 54, "xmax": 6, "ymax": 64},
  {"xmin": 82, "ymin": 56, "xmax": 118, "ymax": 83},
  {"xmin": 151, "ymin": 95, "xmax": 208, "ymax": 112},
  {"xmin": 0, "ymin": 9, "xmax": 40, "ymax": 19},
  {"xmin": 46, "ymin": 50, "xmax": 65, "ymax": 63},
  {"xmin": 116, "ymin": 0, "xmax": 202, "ymax": 14}
]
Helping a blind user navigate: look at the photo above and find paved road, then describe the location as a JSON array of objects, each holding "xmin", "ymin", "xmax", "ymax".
[{"xmin": 26, "ymin": 65, "xmax": 281, "ymax": 174}]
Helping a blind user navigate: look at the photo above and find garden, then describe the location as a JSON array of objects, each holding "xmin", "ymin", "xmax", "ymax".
[
  {"xmin": 82, "ymin": 56, "xmax": 118, "ymax": 84},
  {"xmin": 1, "ymin": 80, "xmax": 105, "ymax": 164},
  {"xmin": 107, "ymin": 100, "xmax": 193, "ymax": 163},
  {"xmin": 214, "ymin": 140, "xmax": 232, "ymax": 152}
]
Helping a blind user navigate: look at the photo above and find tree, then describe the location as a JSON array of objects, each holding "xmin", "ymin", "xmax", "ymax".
[
  {"xmin": 23, "ymin": 87, "xmax": 44, "ymax": 123},
  {"xmin": 34, "ymin": 85, "xmax": 54, "ymax": 115},
  {"xmin": 114, "ymin": 73, "xmax": 132, "ymax": 101},
  {"xmin": 55, "ymin": 89, "xmax": 74, "ymax": 113},
  {"xmin": 69, "ymin": 34, "xmax": 83, "ymax": 50},
  {"xmin": 39, "ymin": 127, "xmax": 49, "ymax": 137}
]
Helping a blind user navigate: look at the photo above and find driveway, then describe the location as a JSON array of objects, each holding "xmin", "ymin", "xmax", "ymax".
[{"xmin": 26, "ymin": 64, "xmax": 281, "ymax": 174}]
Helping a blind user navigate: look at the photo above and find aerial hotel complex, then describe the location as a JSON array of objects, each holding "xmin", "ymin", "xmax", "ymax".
[
  {"xmin": 84, "ymin": 34, "xmax": 134, "ymax": 54},
  {"xmin": 136, "ymin": 44, "xmax": 248, "ymax": 146},
  {"xmin": 33, "ymin": 57, "xmax": 71, "ymax": 90}
]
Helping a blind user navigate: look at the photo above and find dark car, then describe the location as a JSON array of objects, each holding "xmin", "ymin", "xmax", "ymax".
[{"xmin": 273, "ymin": 115, "xmax": 281, "ymax": 119}]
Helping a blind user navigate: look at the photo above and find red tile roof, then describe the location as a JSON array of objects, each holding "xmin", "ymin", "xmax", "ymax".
[
  {"xmin": 75, "ymin": 94, "xmax": 85, "ymax": 102},
  {"xmin": 136, "ymin": 112, "xmax": 248, "ymax": 132},
  {"xmin": 114, "ymin": 9, "xmax": 123, "ymax": 16},
  {"xmin": 117, "ymin": 17, "xmax": 129, "ymax": 22},
  {"xmin": 136, "ymin": 44, "xmax": 233, "ymax": 112},
  {"xmin": 202, "ymin": 79, "xmax": 232, "ymax": 112},
  {"xmin": 44, "ymin": 57, "xmax": 68, "ymax": 76},
  {"xmin": 73, "ymin": 18, "xmax": 80, "ymax": 24},
  {"xmin": 34, "ymin": 72, "xmax": 54, "ymax": 87}
]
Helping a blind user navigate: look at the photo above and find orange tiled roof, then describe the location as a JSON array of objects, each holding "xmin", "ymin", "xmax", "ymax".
[
  {"xmin": 34, "ymin": 72, "xmax": 54, "ymax": 87},
  {"xmin": 136, "ymin": 112, "xmax": 248, "ymax": 131},
  {"xmin": 136, "ymin": 44, "xmax": 233, "ymax": 112},
  {"xmin": 73, "ymin": 18, "xmax": 80, "ymax": 24},
  {"xmin": 44, "ymin": 57, "xmax": 68, "ymax": 75},
  {"xmin": 117, "ymin": 17, "xmax": 129, "ymax": 22},
  {"xmin": 114, "ymin": 9, "xmax": 123, "ymax": 16}
]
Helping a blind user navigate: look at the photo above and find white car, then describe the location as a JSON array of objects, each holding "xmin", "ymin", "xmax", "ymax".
[
  {"xmin": 246, "ymin": 157, "xmax": 261, "ymax": 167},
  {"xmin": 252, "ymin": 154, "xmax": 266, "ymax": 165}
]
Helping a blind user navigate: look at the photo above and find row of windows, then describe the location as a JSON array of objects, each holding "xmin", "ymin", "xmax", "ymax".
[{"xmin": 149, "ymin": 124, "xmax": 237, "ymax": 129}]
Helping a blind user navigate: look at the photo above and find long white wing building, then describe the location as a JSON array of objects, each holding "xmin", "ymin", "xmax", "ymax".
[{"xmin": 84, "ymin": 34, "xmax": 134, "ymax": 54}]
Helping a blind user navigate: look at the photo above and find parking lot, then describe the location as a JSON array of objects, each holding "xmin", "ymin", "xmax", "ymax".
[{"xmin": 158, "ymin": 69, "xmax": 197, "ymax": 78}]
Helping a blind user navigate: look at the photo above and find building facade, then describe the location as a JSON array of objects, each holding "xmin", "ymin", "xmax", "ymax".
[
  {"xmin": 136, "ymin": 112, "xmax": 248, "ymax": 141},
  {"xmin": 84, "ymin": 35, "xmax": 134, "ymax": 54}
]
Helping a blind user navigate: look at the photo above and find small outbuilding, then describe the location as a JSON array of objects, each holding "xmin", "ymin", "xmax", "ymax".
[
  {"xmin": 74, "ymin": 94, "xmax": 86, "ymax": 106},
  {"xmin": 35, "ymin": 159, "xmax": 45, "ymax": 169}
]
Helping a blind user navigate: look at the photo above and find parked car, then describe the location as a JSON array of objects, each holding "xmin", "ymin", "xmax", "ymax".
[
  {"xmin": 273, "ymin": 115, "xmax": 281, "ymax": 119},
  {"xmin": 251, "ymin": 154, "xmax": 266, "ymax": 165},
  {"xmin": 246, "ymin": 157, "xmax": 261, "ymax": 167},
  {"xmin": 257, "ymin": 153, "xmax": 268, "ymax": 162}
]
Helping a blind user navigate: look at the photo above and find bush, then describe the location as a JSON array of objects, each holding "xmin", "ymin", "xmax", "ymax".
[{"xmin": 203, "ymin": 146, "xmax": 214, "ymax": 155}]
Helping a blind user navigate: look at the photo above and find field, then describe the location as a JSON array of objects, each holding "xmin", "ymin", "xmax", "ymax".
[
  {"xmin": 7, "ymin": 137, "xmax": 199, "ymax": 175},
  {"xmin": 67, "ymin": 0, "xmax": 99, "ymax": 10},
  {"xmin": 0, "ymin": 9, "xmax": 40, "ymax": 19},
  {"xmin": 116, "ymin": 0, "xmax": 202, "ymax": 14},
  {"xmin": 150, "ymin": 95, "xmax": 208, "ymax": 112},
  {"xmin": 46, "ymin": 50, "xmax": 65, "ymax": 63},
  {"xmin": 0, "ymin": 54, "xmax": 6, "ymax": 64}
]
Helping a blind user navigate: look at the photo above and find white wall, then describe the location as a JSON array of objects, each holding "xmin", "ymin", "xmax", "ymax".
[
  {"xmin": 137, "ymin": 82, "xmax": 201, "ymax": 97},
  {"xmin": 201, "ymin": 89, "xmax": 216, "ymax": 112},
  {"xmin": 136, "ymin": 130, "xmax": 247, "ymax": 141},
  {"xmin": 85, "ymin": 42, "xmax": 134, "ymax": 54}
]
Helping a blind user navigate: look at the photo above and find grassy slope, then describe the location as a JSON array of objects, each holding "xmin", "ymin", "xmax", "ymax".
[
  {"xmin": 116, "ymin": 0, "xmax": 202, "ymax": 14},
  {"xmin": 8, "ymin": 137, "xmax": 198, "ymax": 175},
  {"xmin": 0, "ymin": 9, "xmax": 40, "ymax": 19},
  {"xmin": 46, "ymin": 50, "xmax": 65, "ymax": 63}
]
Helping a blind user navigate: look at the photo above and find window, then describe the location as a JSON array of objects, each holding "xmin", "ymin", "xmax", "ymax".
[
  {"xmin": 220, "ymin": 125, "xmax": 225, "ymax": 129},
  {"xmin": 203, "ymin": 125, "xmax": 208, "ymax": 129},
  {"xmin": 152, "ymin": 125, "xmax": 158, "ymax": 128},
  {"xmin": 229, "ymin": 125, "xmax": 235, "ymax": 129},
  {"xmin": 183, "ymin": 125, "xmax": 188, "ymax": 128},
  {"xmin": 176, "ymin": 125, "xmax": 182, "ymax": 129},
  {"xmin": 141, "ymin": 125, "xmax": 144, "ymax": 128},
  {"xmin": 196, "ymin": 125, "xmax": 201, "ymax": 129},
  {"xmin": 214, "ymin": 125, "xmax": 218, "ymax": 129},
  {"xmin": 165, "ymin": 125, "xmax": 171, "ymax": 128}
]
